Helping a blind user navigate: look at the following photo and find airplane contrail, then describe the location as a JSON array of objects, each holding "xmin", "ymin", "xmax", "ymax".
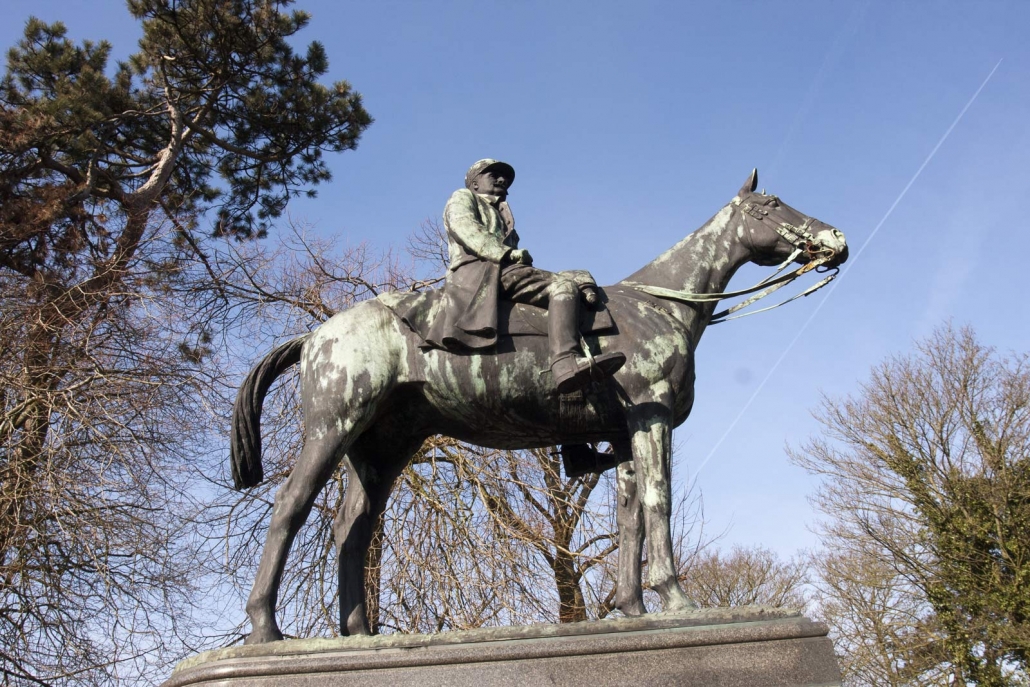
[{"xmin": 692, "ymin": 57, "xmax": 1004, "ymax": 480}]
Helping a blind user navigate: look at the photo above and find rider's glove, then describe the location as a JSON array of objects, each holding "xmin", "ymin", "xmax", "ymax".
[{"xmin": 510, "ymin": 249, "xmax": 533, "ymax": 266}]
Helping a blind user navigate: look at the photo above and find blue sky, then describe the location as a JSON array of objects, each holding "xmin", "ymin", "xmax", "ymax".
[{"xmin": 5, "ymin": 1, "xmax": 1029, "ymax": 559}]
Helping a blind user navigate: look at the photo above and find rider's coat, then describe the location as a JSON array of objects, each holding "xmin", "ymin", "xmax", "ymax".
[{"xmin": 423, "ymin": 188, "xmax": 520, "ymax": 350}]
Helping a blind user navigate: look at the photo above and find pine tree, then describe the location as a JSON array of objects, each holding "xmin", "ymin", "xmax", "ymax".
[{"xmin": 0, "ymin": 2, "xmax": 370, "ymax": 682}]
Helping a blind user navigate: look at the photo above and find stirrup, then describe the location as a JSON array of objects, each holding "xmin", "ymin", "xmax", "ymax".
[{"xmin": 552, "ymin": 352, "xmax": 626, "ymax": 394}]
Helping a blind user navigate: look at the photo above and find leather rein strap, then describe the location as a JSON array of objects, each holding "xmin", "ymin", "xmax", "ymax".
[{"xmin": 626, "ymin": 197, "xmax": 839, "ymax": 324}]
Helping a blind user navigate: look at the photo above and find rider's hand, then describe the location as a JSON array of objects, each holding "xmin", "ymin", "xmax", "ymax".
[
  {"xmin": 512, "ymin": 249, "xmax": 533, "ymax": 266},
  {"xmin": 580, "ymin": 285, "xmax": 599, "ymax": 305}
]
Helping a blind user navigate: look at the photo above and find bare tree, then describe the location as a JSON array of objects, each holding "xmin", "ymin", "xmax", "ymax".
[
  {"xmin": 810, "ymin": 548, "xmax": 951, "ymax": 687},
  {"xmin": 679, "ymin": 545, "xmax": 808, "ymax": 610},
  {"xmin": 371, "ymin": 443, "xmax": 619, "ymax": 632},
  {"xmin": 0, "ymin": 217, "xmax": 219, "ymax": 685},
  {"xmin": 791, "ymin": 325, "xmax": 1030, "ymax": 686}
]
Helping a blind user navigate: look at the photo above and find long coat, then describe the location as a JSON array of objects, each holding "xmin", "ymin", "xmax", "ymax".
[{"xmin": 423, "ymin": 188, "xmax": 519, "ymax": 350}]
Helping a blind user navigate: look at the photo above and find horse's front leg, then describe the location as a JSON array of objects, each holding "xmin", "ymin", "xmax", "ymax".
[
  {"xmin": 627, "ymin": 405, "xmax": 695, "ymax": 612},
  {"xmin": 614, "ymin": 439, "xmax": 646, "ymax": 616}
]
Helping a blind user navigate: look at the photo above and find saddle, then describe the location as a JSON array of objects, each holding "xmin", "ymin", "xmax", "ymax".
[
  {"xmin": 388, "ymin": 271, "xmax": 616, "ymax": 350},
  {"xmin": 498, "ymin": 296, "xmax": 614, "ymax": 339},
  {"xmin": 391, "ymin": 290, "xmax": 616, "ymax": 346}
]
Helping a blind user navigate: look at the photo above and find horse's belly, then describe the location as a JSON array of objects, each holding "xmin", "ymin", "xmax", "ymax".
[
  {"xmin": 420, "ymin": 343, "xmax": 553, "ymax": 431},
  {"xmin": 417, "ymin": 343, "xmax": 625, "ymax": 447}
]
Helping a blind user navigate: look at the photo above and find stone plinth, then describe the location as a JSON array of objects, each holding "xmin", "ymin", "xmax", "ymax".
[{"xmin": 164, "ymin": 607, "xmax": 841, "ymax": 686}]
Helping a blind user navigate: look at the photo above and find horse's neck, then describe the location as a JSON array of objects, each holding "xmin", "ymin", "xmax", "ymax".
[{"xmin": 619, "ymin": 204, "xmax": 751, "ymax": 335}]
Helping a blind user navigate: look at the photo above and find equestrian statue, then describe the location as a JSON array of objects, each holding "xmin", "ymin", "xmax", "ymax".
[{"xmin": 230, "ymin": 163, "xmax": 848, "ymax": 644}]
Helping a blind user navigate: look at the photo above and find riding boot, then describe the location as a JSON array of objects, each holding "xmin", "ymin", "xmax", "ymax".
[
  {"xmin": 549, "ymin": 290, "xmax": 626, "ymax": 394},
  {"xmin": 561, "ymin": 443, "xmax": 623, "ymax": 478}
]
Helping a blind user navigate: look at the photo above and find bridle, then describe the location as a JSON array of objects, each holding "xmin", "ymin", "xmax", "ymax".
[
  {"xmin": 627, "ymin": 194, "xmax": 840, "ymax": 324},
  {"xmin": 736, "ymin": 195, "xmax": 837, "ymax": 264}
]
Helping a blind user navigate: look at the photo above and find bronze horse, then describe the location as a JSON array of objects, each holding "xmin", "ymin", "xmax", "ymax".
[{"xmin": 231, "ymin": 169, "xmax": 848, "ymax": 643}]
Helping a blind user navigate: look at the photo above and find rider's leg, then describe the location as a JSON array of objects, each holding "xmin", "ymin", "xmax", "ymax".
[
  {"xmin": 545, "ymin": 275, "xmax": 582, "ymax": 363},
  {"xmin": 547, "ymin": 279, "xmax": 622, "ymax": 392},
  {"xmin": 500, "ymin": 264, "xmax": 625, "ymax": 393}
]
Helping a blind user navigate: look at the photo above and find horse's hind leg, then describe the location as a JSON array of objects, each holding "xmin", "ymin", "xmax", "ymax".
[
  {"xmin": 614, "ymin": 439, "xmax": 646, "ymax": 616},
  {"xmin": 244, "ymin": 431, "xmax": 349, "ymax": 644},
  {"xmin": 333, "ymin": 430, "xmax": 420, "ymax": 636}
]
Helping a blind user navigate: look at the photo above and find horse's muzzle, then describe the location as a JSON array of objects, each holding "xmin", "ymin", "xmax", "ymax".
[{"xmin": 810, "ymin": 227, "xmax": 848, "ymax": 268}]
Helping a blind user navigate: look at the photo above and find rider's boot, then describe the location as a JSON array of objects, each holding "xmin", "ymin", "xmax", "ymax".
[
  {"xmin": 560, "ymin": 443, "xmax": 623, "ymax": 478},
  {"xmin": 548, "ymin": 285, "xmax": 625, "ymax": 394}
]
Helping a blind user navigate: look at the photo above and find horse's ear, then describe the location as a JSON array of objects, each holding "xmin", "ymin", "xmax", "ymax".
[{"xmin": 739, "ymin": 168, "xmax": 758, "ymax": 196}]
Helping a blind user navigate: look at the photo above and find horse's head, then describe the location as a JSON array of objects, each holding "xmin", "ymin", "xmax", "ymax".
[{"xmin": 732, "ymin": 169, "xmax": 848, "ymax": 269}]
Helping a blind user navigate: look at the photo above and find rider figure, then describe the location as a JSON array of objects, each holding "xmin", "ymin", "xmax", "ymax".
[{"xmin": 431, "ymin": 159, "xmax": 626, "ymax": 393}]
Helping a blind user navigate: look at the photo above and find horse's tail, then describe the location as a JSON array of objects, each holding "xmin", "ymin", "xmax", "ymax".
[{"xmin": 230, "ymin": 335, "xmax": 310, "ymax": 490}]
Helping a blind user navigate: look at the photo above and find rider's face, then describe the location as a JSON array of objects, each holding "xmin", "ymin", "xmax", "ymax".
[{"xmin": 471, "ymin": 170, "xmax": 510, "ymax": 198}]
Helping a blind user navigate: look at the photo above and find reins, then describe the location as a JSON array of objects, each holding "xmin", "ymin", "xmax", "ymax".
[{"xmin": 625, "ymin": 196, "xmax": 839, "ymax": 324}]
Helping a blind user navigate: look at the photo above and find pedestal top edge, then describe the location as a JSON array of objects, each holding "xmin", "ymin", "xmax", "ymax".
[{"xmin": 174, "ymin": 606, "xmax": 817, "ymax": 675}]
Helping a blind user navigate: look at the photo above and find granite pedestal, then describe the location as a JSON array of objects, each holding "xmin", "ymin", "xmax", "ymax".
[{"xmin": 165, "ymin": 607, "xmax": 841, "ymax": 686}]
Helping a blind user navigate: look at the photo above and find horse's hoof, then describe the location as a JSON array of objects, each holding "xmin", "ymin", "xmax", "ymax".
[
  {"xmin": 244, "ymin": 626, "xmax": 284, "ymax": 644},
  {"xmin": 616, "ymin": 599, "xmax": 647, "ymax": 617},
  {"xmin": 651, "ymin": 580, "xmax": 697, "ymax": 613},
  {"xmin": 665, "ymin": 598, "xmax": 699, "ymax": 613},
  {"xmin": 344, "ymin": 626, "xmax": 372, "ymax": 637}
]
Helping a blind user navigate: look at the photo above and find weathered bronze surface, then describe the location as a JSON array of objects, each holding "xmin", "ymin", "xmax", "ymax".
[{"xmin": 229, "ymin": 167, "xmax": 848, "ymax": 644}]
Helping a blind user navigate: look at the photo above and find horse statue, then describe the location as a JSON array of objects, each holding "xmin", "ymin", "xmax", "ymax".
[{"xmin": 231, "ymin": 169, "xmax": 848, "ymax": 644}]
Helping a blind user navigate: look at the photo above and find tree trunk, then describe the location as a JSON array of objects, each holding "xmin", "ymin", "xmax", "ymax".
[
  {"xmin": 552, "ymin": 543, "xmax": 587, "ymax": 623},
  {"xmin": 364, "ymin": 513, "xmax": 385, "ymax": 635}
]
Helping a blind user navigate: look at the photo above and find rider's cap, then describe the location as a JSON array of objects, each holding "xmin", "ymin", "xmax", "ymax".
[{"xmin": 465, "ymin": 159, "xmax": 515, "ymax": 190}]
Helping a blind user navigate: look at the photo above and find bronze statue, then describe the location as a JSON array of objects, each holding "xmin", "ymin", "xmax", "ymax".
[{"xmin": 230, "ymin": 168, "xmax": 848, "ymax": 644}]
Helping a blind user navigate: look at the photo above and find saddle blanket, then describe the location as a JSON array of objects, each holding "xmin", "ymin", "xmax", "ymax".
[{"xmin": 382, "ymin": 288, "xmax": 615, "ymax": 347}]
